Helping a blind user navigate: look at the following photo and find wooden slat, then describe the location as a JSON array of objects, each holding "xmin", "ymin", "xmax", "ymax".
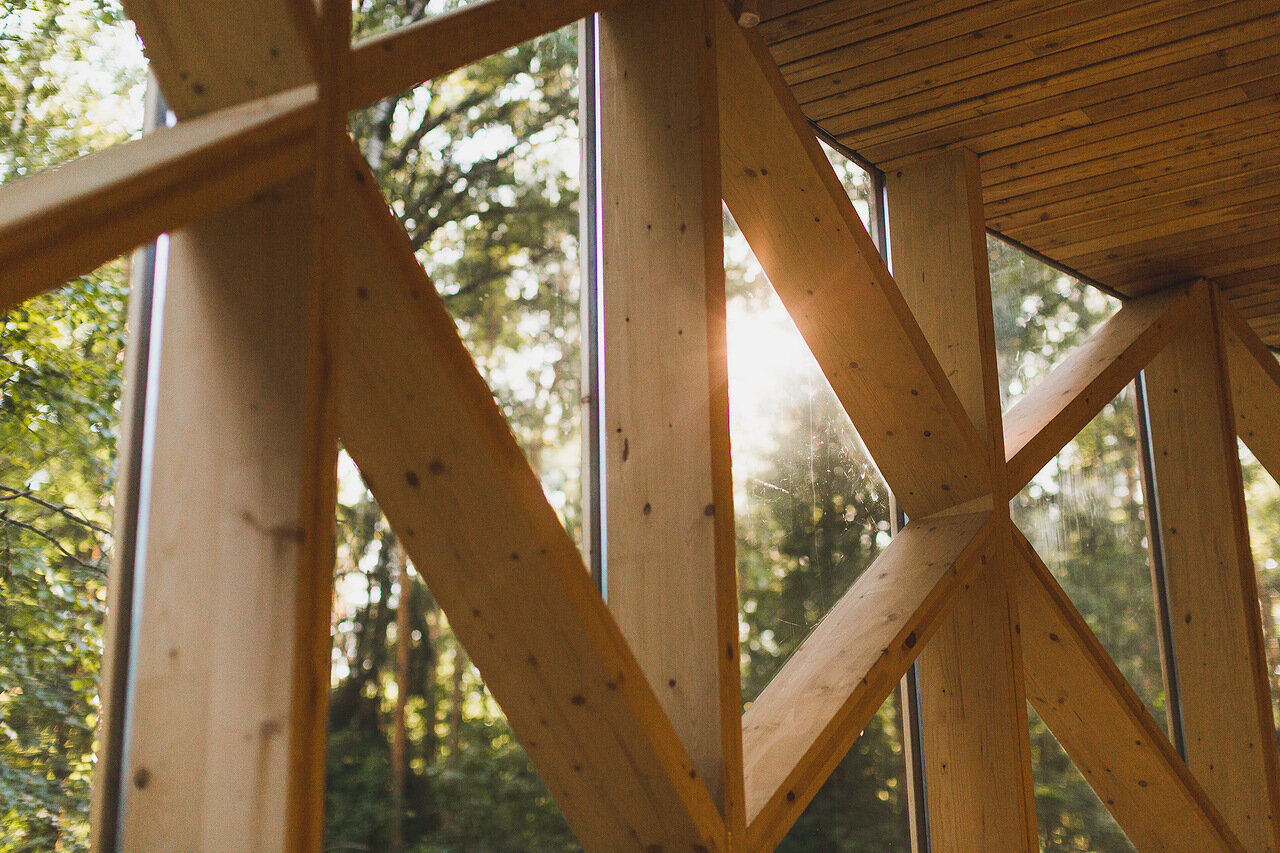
[
  {"xmin": 714, "ymin": 2, "xmax": 992, "ymax": 519},
  {"xmin": 0, "ymin": 85, "xmax": 316, "ymax": 313},
  {"xmin": 336, "ymin": 148, "xmax": 725, "ymax": 851},
  {"xmin": 1003, "ymin": 283, "xmax": 1197, "ymax": 492},
  {"xmin": 886, "ymin": 148, "xmax": 1038, "ymax": 853},
  {"xmin": 742, "ymin": 510, "xmax": 998, "ymax": 851},
  {"xmin": 791, "ymin": 0, "xmax": 1174, "ymax": 108},
  {"xmin": 345, "ymin": 0, "xmax": 618, "ymax": 110},
  {"xmin": 597, "ymin": 0, "xmax": 744, "ymax": 835},
  {"xmin": 760, "ymin": 0, "xmax": 989, "ymax": 52},
  {"xmin": 848, "ymin": 16, "xmax": 1279, "ymax": 162},
  {"xmin": 815, "ymin": 1, "xmax": 1266, "ymax": 133},
  {"xmin": 1143, "ymin": 280, "xmax": 1280, "ymax": 851},
  {"xmin": 1011, "ymin": 530, "xmax": 1245, "ymax": 852},
  {"xmin": 1218, "ymin": 293, "xmax": 1280, "ymax": 483}
]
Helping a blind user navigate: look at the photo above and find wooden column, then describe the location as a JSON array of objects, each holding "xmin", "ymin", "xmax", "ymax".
[
  {"xmin": 1143, "ymin": 280, "xmax": 1280, "ymax": 851},
  {"xmin": 886, "ymin": 148, "xmax": 1039, "ymax": 852},
  {"xmin": 598, "ymin": 0, "xmax": 745, "ymax": 836},
  {"xmin": 99, "ymin": 4, "xmax": 337, "ymax": 849}
]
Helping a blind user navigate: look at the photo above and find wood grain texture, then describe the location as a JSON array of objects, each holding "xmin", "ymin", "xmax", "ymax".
[
  {"xmin": 1004, "ymin": 283, "xmax": 1197, "ymax": 491},
  {"xmin": 597, "ymin": 0, "xmax": 744, "ymax": 836},
  {"xmin": 0, "ymin": 85, "xmax": 316, "ymax": 313},
  {"xmin": 1220, "ymin": 293, "xmax": 1280, "ymax": 481},
  {"xmin": 102, "ymin": 3, "xmax": 336, "ymax": 849},
  {"xmin": 886, "ymin": 149, "xmax": 1038, "ymax": 853},
  {"xmin": 715, "ymin": 3, "xmax": 992, "ymax": 519},
  {"xmin": 1012, "ymin": 530, "xmax": 1245, "ymax": 852},
  {"xmin": 1143, "ymin": 280, "xmax": 1280, "ymax": 851},
  {"xmin": 742, "ymin": 511, "xmax": 998, "ymax": 851},
  {"xmin": 754, "ymin": 1, "xmax": 1280, "ymax": 342},
  {"xmin": 336, "ymin": 149, "xmax": 726, "ymax": 852},
  {"xmin": 347, "ymin": 0, "xmax": 618, "ymax": 110}
]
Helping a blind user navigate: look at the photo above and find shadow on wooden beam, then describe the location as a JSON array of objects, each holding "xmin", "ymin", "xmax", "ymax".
[
  {"xmin": 743, "ymin": 510, "xmax": 997, "ymax": 851},
  {"xmin": 1011, "ymin": 528, "xmax": 1244, "ymax": 852},
  {"xmin": 1003, "ymin": 281, "xmax": 1196, "ymax": 492}
]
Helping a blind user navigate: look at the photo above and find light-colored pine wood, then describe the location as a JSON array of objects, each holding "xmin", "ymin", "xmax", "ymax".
[
  {"xmin": 0, "ymin": 84, "xmax": 316, "ymax": 313},
  {"xmin": 742, "ymin": 511, "xmax": 998, "ymax": 852},
  {"xmin": 714, "ymin": 3, "xmax": 992, "ymax": 519},
  {"xmin": 1143, "ymin": 280, "xmax": 1280, "ymax": 851},
  {"xmin": 103, "ymin": 4, "xmax": 340, "ymax": 849},
  {"xmin": 116, "ymin": 174, "xmax": 328, "ymax": 851},
  {"xmin": 1011, "ymin": 529, "xmax": 1245, "ymax": 852},
  {"xmin": 597, "ymin": 0, "xmax": 745, "ymax": 836},
  {"xmin": 1218, "ymin": 293, "xmax": 1280, "ymax": 485},
  {"xmin": 1003, "ymin": 283, "xmax": 1196, "ymax": 491},
  {"xmin": 346, "ymin": 0, "xmax": 617, "ymax": 110},
  {"xmin": 335, "ymin": 148, "xmax": 726, "ymax": 851},
  {"xmin": 886, "ymin": 148, "xmax": 1038, "ymax": 853}
]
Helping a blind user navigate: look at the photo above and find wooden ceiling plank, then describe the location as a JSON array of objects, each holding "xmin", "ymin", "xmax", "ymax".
[
  {"xmin": 987, "ymin": 126, "xmax": 1280, "ymax": 227},
  {"xmin": 715, "ymin": 2, "xmax": 993, "ymax": 518},
  {"xmin": 1011, "ymin": 530, "xmax": 1246, "ymax": 852},
  {"xmin": 981, "ymin": 73, "xmax": 1280, "ymax": 174},
  {"xmin": 336, "ymin": 148, "xmax": 727, "ymax": 851},
  {"xmin": 0, "ymin": 84, "xmax": 316, "ymax": 313},
  {"xmin": 809, "ymin": 0, "xmax": 1264, "ymax": 132},
  {"xmin": 345, "ymin": 0, "xmax": 619, "ymax": 111},
  {"xmin": 742, "ymin": 511, "xmax": 998, "ymax": 852},
  {"xmin": 1218, "ymin": 294, "xmax": 1280, "ymax": 483},
  {"xmin": 1011, "ymin": 168, "xmax": 1280, "ymax": 249},
  {"xmin": 761, "ymin": 0, "xmax": 988, "ymax": 57},
  {"xmin": 1068, "ymin": 220, "xmax": 1280, "ymax": 282},
  {"xmin": 1052, "ymin": 188, "xmax": 1280, "ymax": 261},
  {"xmin": 1003, "ymin": 283, "xmax": 1196, "ymax": 492},
  {"xmin": 846, "ymin": 17, "xmax": 1278, "ymax": 164},
  {"xmin": 990, "ymin": 137, "xmax": 1280, "ymax": 235},
  {"xmin": 790, "ymin": 0, "xmax": 1181, "ymax": 108}
]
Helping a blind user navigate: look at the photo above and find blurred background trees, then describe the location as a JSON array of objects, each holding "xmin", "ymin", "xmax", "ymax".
[{"xmin": 3, "ymin": 1, "xmax": 1280, "ymax": 851}]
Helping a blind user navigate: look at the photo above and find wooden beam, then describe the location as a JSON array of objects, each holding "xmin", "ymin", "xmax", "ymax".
[
  {"xmin": 335, "ymin": 148, "xmax": 726, "ymax": 851},
  {"xmin": 597, "ymin": 0, "xmax": 744, "ymax": 837},
  {"xmin": 1143, "ymin": 280, "xmax": 1280, "ymax": 851},
  {"xmin": 742, "ymin": 510, "xmax": 997, "ymax": 851},
  {"xmin": 1004, "ymin": 283, "xmax": 1197, "ymax": 492},
  {"xmin": 885, "ymin": 148, "xmax": 1038, "ymax": 853},
  {"xmin": 714, "ymin": 2, "xmax": 992, "ymax": 519},
  {"xmin": 101, "ymin": 3, "xmax": 338, "ymax": 849},
  {"xmin": 1011, "ymin": 530, "xmax": 1245, "ymax": 852},
  {"xmin": 1218, "ymin": 293, "xmax": 1280, "ymax": 482},
  {"xmin": 0, "ymin": 84, "xmax": 316, "ymax": 313},
  {"xmin": 346, "ymin": 0, "xmax": 619, "ymax": 110}
]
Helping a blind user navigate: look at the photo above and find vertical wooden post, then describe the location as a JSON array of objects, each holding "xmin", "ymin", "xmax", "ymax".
[
  {"xmin": 597, "ymin": 0, "xmax": 746, "ymax": 838},
  {"xmin": 99, "ymin": 4, "xmax": 337, "ymax": 848},
  {"xmin": 886, "ymin": 149, "xmax": 1039, "ymax": 852},
  {"xmin": 1143, "ymin": 280, "xmax": 1280, "ymax": 852}
]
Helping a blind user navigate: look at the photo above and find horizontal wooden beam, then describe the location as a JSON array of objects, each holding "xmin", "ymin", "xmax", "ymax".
[
  {"xmin": 0, "ymin": 84, "xmax": 316, "ymax": 314},
  {"xmin": 714, "ymin": 1, "xmax": 992, "ymax": 518},
  {"xmin": 1218, "ymin": 291, "xmax": 1280, "ymax": 483},
  {"xmin": 1011, "ymin": 530, "xmax": 1245, "ymax": 852},
  {"xmin": 1004, "ymin": 282, "xmax": 1197, "ymax": 491},
  {"xmin": 346, "ymin": 0, "xmax": 618, "ymax": 110},
  {"xmin": 335, "ymin": 148, "xmax": 724, "ymax": 851},
  {"xmin": 742, "ymin": 510, "xmax": 997, "ymax": 851}
]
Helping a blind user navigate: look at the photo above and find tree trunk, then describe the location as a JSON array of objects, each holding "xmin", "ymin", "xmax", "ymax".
[{"xmin": 390, "ymin": 547, "xmax": 411, "ymax": 853}]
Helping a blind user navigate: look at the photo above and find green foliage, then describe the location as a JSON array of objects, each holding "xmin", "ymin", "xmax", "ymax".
[{"xmin": 1, "ymin": 1, "xmax": 141, "ymax": 848}]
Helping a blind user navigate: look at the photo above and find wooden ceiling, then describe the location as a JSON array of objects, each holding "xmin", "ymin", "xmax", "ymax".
[{"xmin": 757, "ymin": 0, "xmax": 1280, "ymax": 345}]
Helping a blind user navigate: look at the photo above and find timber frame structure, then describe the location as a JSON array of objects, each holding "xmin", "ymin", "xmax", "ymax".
[{"xmin": 3, "ymin": 0, "xmax": 1280, "ymax": 850}]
